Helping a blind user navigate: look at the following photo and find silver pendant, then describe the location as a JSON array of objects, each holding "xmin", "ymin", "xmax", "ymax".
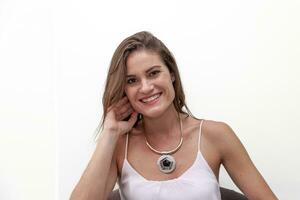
[{"xmin": 157, "ymin": 155, "xmax": 176, "ymax": 174}]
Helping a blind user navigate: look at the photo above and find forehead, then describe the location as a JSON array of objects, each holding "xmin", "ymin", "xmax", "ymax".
[{"xmin": 126, "ymin": 50, "xmax": 165, "ymax": 74}]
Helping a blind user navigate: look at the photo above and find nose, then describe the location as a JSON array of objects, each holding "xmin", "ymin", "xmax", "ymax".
[{"xmin": 139, "ymin": 79, "xmax": 154, "ymax": 94}]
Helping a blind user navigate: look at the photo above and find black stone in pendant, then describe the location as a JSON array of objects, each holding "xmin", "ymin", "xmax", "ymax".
[
  {"xmin": 162, "ymin": 159, "xmax": 171, "ymax": 167},
  {"xmin": 157, "ymin": 155, "xmax": 176, "ymax": 174}
]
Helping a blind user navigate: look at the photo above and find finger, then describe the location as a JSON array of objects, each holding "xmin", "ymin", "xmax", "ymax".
[
  {"xmin": 115, "ymin": 96, "xmax": 129, "ymax": 109},
  {"xmin": 107, "ymin": 96, "xmax": 128, "ymax": 112},
  {"xmin": 117, "ymin": 107, "xmax": 133, "ymax": 121},
  {"xmin": 107, "ymin": 102, "xmax": 118, "ymax": 112},
  {"xmin": 117, "ymin": 102, "xmax": 132, "ymax": 115},
  {"xmin": 127, "ymin": 112, "xmax": 138, "ymax": 127}
]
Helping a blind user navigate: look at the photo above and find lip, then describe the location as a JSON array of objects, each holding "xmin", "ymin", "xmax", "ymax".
[{"xmin": 139, "ymin": 92, "xmax": 162, "ymax": 105}]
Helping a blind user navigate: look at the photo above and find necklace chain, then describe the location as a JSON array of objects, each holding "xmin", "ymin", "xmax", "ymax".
[{"xmin": 144, "ymin": 114, "xmax": 183, "ymax": 155}]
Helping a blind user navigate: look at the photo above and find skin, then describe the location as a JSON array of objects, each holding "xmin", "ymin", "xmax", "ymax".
[{"xmin": 71, "ymin": 50, "xmax": 278, "ymax": 200}]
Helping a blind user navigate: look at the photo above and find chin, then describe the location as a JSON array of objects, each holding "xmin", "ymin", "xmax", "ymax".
[
  {"xmin": 141, "ymin": 110, "xmax": 164, "ymax": 119},
  {"xmin": 137, "ymin": 104, "xmax": 173, "ymax": 119}
]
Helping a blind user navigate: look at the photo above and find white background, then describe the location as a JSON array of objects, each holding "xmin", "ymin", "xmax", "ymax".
[{"xmin": 0, "ymin": 0, "xmax": 299, "ymax": 199}]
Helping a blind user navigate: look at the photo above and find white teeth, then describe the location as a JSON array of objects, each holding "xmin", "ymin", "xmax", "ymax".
[{"xmin": 141, "ymin": 94, "xmax": 160, "ymax": 103}]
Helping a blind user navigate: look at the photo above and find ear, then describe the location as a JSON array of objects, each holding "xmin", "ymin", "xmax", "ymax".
[{"xmin": 171, "ymin": 73, "xmax": 175, "ymax": 82}]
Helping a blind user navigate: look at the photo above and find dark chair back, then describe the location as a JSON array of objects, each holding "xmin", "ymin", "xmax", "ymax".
[{"xmin": 108, "ymin": 187, "xmax": 248, "ymax": 200}]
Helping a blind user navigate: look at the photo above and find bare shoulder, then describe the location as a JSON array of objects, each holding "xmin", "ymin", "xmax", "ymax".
[
  {"xmin": 114, "ymin": 127, "xmax": 143, "ymax": 173},
  {"xmin": 202, "ymin": 119, "xmax": 241, "ymax": 155},
  {"xmin": 202, "ymin": 119, "xmax": 235, "ymax": 140},
  {"xmin": 184, "ymin": 117, "xmax": 234, "ymax": 139}
]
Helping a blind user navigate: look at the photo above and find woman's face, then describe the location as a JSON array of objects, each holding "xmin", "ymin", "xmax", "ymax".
[{"xmin": 124, "ymin": 50, "xmax": 175, "ymax": 118}]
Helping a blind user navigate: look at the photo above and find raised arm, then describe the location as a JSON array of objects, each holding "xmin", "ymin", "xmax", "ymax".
[
  {"xmin": 70, "ymin": 97, "xmax": 137, "ymax": 200},
  {"xmin": 215, "ymin": 122, "xmax": 278, "ymax": 200}
]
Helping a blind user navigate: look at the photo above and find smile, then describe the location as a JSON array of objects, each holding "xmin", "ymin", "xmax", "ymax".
[{"xmin": 140, "ymin": 93, "xmax": 162, "ymax": 104}]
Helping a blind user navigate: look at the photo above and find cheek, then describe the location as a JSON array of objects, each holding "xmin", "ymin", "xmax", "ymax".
[
  {"xmin": 124, "ymin": 88, "xmax": 136, "ymax": 102},
  {"xmin": 167, "ymin": 82, "xmax": 176, "ymax": 99},
  {"xmin": 169, "ymin": 86, "xmax": 175, "ymax": 99},
  {"xmin": 124, "ymin": 85, "xmax": 131, "ymax": 94}
]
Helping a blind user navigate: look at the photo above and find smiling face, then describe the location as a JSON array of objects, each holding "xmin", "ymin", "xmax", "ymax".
[{"xmin": 124, "ymin": 50, "xmax": 176, "ymax": 118}]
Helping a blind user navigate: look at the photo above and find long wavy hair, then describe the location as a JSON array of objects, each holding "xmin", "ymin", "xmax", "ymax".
[{"xmin": 94, "ymin": 31, "xmax": 194, "ymax": 139}]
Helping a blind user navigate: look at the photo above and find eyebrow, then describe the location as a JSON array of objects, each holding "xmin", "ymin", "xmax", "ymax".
[{"xmin": 126, "ymin": 65, "xmax": 162, "ymax": 78}]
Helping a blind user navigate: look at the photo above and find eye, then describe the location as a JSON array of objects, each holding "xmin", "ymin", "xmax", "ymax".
[
  {"xmin": 149, "ymin": 70, "xmax": 160, "ymax": 77},
  {"xmin": 126, "ymin": 78, "xmax": 137, "ymax": 84}
]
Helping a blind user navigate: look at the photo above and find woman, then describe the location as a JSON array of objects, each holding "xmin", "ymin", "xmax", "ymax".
[{"xmin": 70, "ymin": 31, "xmax": 278, "ymax": 200}]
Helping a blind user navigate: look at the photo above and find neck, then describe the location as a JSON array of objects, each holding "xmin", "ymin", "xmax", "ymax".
[{"xmin": 142, "ymin": 105, "xmax": 181, "ymax": 141}]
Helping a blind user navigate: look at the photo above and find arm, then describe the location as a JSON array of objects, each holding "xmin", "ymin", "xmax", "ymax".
[
  {"xmin": 70, "ymin": 96, "xmax": 137, "ymax": 200},
  {"xmin": 70, "ymin": 131, "xmax": 119, "ymax": 200},
  {"xmin": 216, "ymin": 122, "xmax": 278, "ymax": 200}
]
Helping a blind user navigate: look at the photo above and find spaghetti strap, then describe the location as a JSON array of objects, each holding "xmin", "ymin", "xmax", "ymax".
[
  {"xmin": 125, "ymin": 133, "xmax": 129, "ymax": 159},
  {"xmin": 198, "ymin": 119, "xmax": 204, "ymax": 151}
]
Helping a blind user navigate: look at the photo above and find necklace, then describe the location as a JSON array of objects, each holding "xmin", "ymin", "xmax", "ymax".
[{"xmin": 144, "ymin": 114, "xmax": 183, "ymax": 174}]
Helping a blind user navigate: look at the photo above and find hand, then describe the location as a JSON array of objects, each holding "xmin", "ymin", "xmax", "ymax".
[{"xmin": 103, "ymin": 96, "xmax": 138, "ymax": 136}]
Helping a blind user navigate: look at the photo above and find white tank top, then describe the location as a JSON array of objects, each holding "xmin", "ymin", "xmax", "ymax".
[{"xmin": 118, "ymin": 120, "xmax": 221, "ymax": 200}]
